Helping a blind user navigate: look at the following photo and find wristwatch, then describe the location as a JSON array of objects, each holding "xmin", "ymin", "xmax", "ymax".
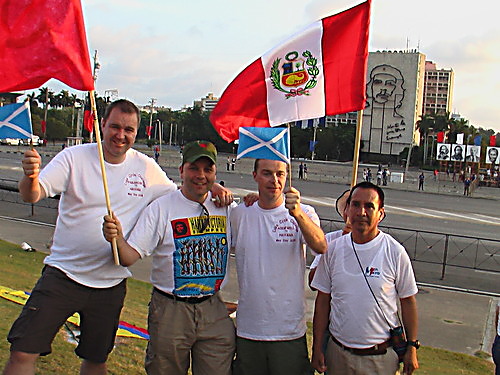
[{"xmin": 407, "ymin": 340, "xmax": 420, "ymax": 349}]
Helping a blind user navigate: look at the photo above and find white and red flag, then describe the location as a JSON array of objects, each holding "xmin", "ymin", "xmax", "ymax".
[
  {"xmin": 0, "ymin": 0, "xmax": 94, "ymax": 92},
  {"xmin": 210, "ymin": 0, "xmax": 371, "ymax": 143}
]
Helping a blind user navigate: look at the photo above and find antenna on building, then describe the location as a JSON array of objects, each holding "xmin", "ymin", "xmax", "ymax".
[
  {"xmin": 406, "ymin": 37, "xmax": 409, "ymax": 51},
  {"xmin": 417, "ymin": 40, "xmax": 420, "ymax": 52}
]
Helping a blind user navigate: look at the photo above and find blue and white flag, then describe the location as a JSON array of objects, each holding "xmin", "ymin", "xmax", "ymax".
[
  {"xmin": 237, "ymin": 127, "xmax": 290, "ymax": 163},
  {"xmin": 0, "ymin": 102, "xmax": 32, "ymax": 139},
  {"xmin": 294, "ymin": 117, "xmax": 326, "ymax": 129}
]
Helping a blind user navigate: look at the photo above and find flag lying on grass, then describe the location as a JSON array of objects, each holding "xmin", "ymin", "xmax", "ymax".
[
  {"xmin": 0, "ymin": 0, "xmax": 94, "ymax": 92},
  {"xmin": 237, "ymin": 127, "xmax": 290, "ymax": 163},
  {"xmin": 210, "ymin": 0, "xmax": 370, "ymax": 142},
  {"xmin": 0, "ymin": 102, "xmax": 32, "ymax": 139}
]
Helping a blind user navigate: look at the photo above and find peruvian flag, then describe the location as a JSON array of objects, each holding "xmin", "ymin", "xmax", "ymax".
[
  {"xmin": 210, "ymin": 0, "xmax": 371, "ymax": 143},
  {"xmin": 0, "ymin": 0, "xmax": 94, "ymax": 92}
]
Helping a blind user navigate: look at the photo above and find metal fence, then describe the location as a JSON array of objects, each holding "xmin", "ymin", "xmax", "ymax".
[
  {"xmin": 320, "ymin": 218, "xmax": 500, "ymax": 280},
  {"xmin": 1, "ymin": 180, "xmax": 499, "ymax": 282}
]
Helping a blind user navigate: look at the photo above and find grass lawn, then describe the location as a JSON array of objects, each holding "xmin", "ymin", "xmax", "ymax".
[{"xmin": 0, "ymin": 239, "xmax": 495, "ymax": 374}]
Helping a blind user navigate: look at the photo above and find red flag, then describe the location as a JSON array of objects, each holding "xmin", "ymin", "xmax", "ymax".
[
  {"xmin": 490, "ymin": 135, "xmax": 497, "ymax": 146},
  {"xmin": 437, "ymin": 131, "xmax": 445, "ymax": 143},
  {"xmin": 210, "ymin": 0, "xmax": 371, "ymax": 142},
  {"xmin": 41, "ymin": 120, "xmax": 46, "ymax": 134},
  {"xmin": 0, "ymin": 0, "xmax": 94, "ymax": 92},
  {"xmin": 83, "ymin": 93, "xmax": 93, "ymax": 133},
  {"xmin": 146, "ymin": 125, "xmax": 153, "ymax": 137}
]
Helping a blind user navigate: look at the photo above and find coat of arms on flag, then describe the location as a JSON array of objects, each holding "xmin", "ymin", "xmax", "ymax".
[
  {"xmin": 237, "ymin": 127, "xmax": 290, "ymax": 164},
  {"xmin": 0, "ymin": 102, "xmax": 33, "ymax": 140}
]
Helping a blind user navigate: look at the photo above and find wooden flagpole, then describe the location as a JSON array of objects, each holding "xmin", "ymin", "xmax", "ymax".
[
  {"xmin": 351, "ymin": 110, "xmax": 364, "ymax": 187},
  {"xmin": 89, "ymin": 90, "xmax": 120, "ymax": 265}
]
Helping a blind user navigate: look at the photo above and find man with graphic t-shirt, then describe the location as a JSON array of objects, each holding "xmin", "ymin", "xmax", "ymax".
[
  {"xmin": 312, "ymin": 182, "xmax": 419, "ymax": 375},
  {"xmin": 230, "ymin": 158, "xmax": 327, "ymax": 375},
  {"xmin": 102, "ymin": 141, "xmax": 235, "ymax": 375},
  {"xmin": 3, "ymin": 100, "xmax": 232, "ymax": 375}
]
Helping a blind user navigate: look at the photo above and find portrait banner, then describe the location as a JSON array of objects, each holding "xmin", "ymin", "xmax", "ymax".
[
  {"xmin": 486, "ymin": 147, "xmax": 499, "ymax": 164},
  {"xmin": 436, "ymin": 143, "xmax": 450, "ymax": 161}
]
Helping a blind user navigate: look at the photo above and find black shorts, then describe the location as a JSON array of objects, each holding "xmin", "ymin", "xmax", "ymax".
[{"xmin": 7, "ymin": 266, "xmax": 126, "ymax": 363}]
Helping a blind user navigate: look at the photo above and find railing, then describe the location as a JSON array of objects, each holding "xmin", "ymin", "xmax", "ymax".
[
  {"xmin": 1, "ymin": 181, "xmax": 499, "ymax": 283},
  {"xmin": 320, "ymin": 218, "xmax": 500, "ymax": 280}
]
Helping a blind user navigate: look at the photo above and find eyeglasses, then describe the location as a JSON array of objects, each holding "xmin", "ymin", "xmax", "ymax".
[{"xmin": 198, "ymin": 203, "xmax": 210, "ymax": 232}]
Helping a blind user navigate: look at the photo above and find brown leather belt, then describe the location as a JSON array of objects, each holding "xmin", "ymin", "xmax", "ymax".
[
  {"xmin": 331, "ymin": 335, "xmax": 390, "ymax": 356},
  {"xmin": 154, "ymin": 287, "xmax": 213, "ymax": 304}
]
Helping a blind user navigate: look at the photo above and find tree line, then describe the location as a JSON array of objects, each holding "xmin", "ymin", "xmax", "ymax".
[{"xmin": 26, "ymin": 88, "xmax": 498, "ymax": 166}]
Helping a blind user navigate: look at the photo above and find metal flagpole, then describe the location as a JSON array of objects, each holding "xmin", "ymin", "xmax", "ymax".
[
  {"xmin": 351, "ymin": 110, "xmax": 364, "ymax": 187},
  {"xmin": 89, "ymin": 90, "xmax": 120, "ymax": 265}
]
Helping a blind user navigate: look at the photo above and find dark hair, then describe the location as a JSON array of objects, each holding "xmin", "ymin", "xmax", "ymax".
[
  {"xmin": 103, "ymin": 99, "xmax": 140, "ymax": 124},
  {"xmin": 253, "ymin": 159, "xmax": 260, "ymax": 172},
  {"xmin": 347, "ymin": 181, "xmax": 385, "ymax": 208}
]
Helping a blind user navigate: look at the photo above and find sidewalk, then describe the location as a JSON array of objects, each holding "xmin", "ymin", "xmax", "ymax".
[{"xmin": 0, "ymin": 198, "xmax": 497, "ymax": 358}]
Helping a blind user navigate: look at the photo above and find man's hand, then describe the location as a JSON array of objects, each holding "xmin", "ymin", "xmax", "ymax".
[
  {"xmin": 211, "ymin": 183, "xmax": 233, "ymax": 207},
  {"xmin": 311, "ymin": 349, "xmax": 327, "ymax": 373},
  {"xmin": 284, "ymin": 186, "xmax": 302, "ymax": 217},
  {"xmin": 21, "ymin": 149, "xmax": 42, "ymax": 178},
  {"xmin": 102, "ymin": 212, "xmax": 123, "ymax": 243},
  {"xmin": 402, "ymin": 346, "xmax": 419, "ymax": 374},
  {"xmin": 243, "ymin": 192, "xmax": 259, "ymax": 206}
]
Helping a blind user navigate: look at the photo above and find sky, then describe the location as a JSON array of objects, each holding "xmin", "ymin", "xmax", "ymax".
[{"xmin": 36, "ymin": 0, "xmax": 500, "ymax": 132}]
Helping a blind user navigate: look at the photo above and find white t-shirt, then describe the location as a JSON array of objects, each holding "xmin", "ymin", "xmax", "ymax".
[
  {"xmin": 312, "ymin": 231, "xmax": 418, "ymax": 348},
  {"xmin": 128, "ymin": 190, "xmax": 233, "ymax": 297},
  {"xmin": 40, "ymin": 143, "xmax": 176, "ymax": 288},
  {"xmin": 231, "ymin": 201, "xmax": 321, "ymax": 341},
  {"xmin": 310, "ymin": 230, "xmax": 343, "ymax": 269}
]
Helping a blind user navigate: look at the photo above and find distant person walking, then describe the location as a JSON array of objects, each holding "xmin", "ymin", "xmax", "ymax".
[
  {"xmin": 418, "ymin": 173, "xmax": 425, "ymax": 191},
  {"xmin": 463, "ymin": 178, "xmax": 471, "ymax": 196},
  {"xmin": 298, "ymin": 163, "xmax": 304, "ymax": 179}
]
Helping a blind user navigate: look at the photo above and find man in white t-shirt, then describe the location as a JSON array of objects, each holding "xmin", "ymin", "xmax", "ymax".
[
  {"xmin": 3, "ymin": 101, "xmax": 232, "ymax": 375},
  {"xmin": 230, "ymin": 158, "xmax": 327, "ymax": 375},
  {"xmin": 102, "ymin": 141, "xmax": 235, "ymax": 375},
  {"xmin": 311, "ymin": 181, "xmax": 419, "ymax": 375}
]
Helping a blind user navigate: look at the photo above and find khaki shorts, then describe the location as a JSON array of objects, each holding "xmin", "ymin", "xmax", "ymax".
[
  {"xmin": 145, "ymin": 289, "xmax": 235, "ymax": 375},
  {"xmin": 8, "ymin": 266, "xmax": 126, "ymax": 363}
]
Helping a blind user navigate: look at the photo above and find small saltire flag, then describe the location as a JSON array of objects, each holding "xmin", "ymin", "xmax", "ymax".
[
  {"xmin": 0, "ymin": 0, "xmax": 94, "ymax": 92},
  {"xmin": 237, "ymin": 127, "xmax": 290, "ymax": 163},
  {"xmin": 0, "ymin": 102, "xmax": 32, "ymax": 139},
  {"xmin": 437, "ymin": 131, "xmax": 445, "ymax": 143},
  {"xmin": 474, "ymin": 135, "xmax": 482, "ymax": 146},
  {"xmin": 490, "ymin": 135, "xmax": 497, "ymax": 147},
  {"xmin": 456, "ymin": 133, "xmax": 464, "ymax": 145},
  {"xmin": 211, "ymin": 0, "xmax": 371, "ymax": 142}
]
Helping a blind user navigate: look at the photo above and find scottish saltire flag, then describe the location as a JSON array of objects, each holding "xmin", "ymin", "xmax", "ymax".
[
  {"xmin": 237, "ymin": 127, "xmax": 290, "ymax": 163},
  {"xmin": 0, "ymin": 102, "xmax": 32, "ymax": 139},
  {"xmin": 295, "ymin": 117, "xmax": 326, "ymax": 129},
  {"xmin": 211, "ymin": 0, "xmax": 370, "ymax": 142}
]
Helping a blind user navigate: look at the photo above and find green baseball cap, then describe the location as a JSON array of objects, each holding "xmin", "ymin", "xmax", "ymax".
[{"xmin": 182, "ymin": 140, "xmax": 217, "ymax": 164}]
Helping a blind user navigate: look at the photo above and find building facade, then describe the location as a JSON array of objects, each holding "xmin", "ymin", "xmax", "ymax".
[
  {"xmin": 194, "ymin": 93, "xmax": 219, "ymax": 112},
  {"xmin": 361, "ymin": 50, "xmax": 425, "ymax": 157},
  {"xmin": 422, "ymin": 61, "xmax": 454, "ymax": 116}
]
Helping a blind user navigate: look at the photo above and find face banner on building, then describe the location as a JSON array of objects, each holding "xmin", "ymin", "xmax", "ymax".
[
  {"xmin": 486, "ymin": 147, "xmax": 500, "ymax": 164},
  {"xmin": 436, "ymin": 143, "xmax": 450, "ymax": 161}
]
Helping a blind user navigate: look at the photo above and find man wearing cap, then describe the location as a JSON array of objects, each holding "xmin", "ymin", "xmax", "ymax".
[
  {"xmin": 230, "ymin": 158, "xmax": 327, "ymax": 375},
  {"xmin": 103, "ymin": 140, "xmax": 235, "ymax": 375},
  {"xmin": 311, "ymin": 181, "xmax": 419, "ymax": 375}
]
